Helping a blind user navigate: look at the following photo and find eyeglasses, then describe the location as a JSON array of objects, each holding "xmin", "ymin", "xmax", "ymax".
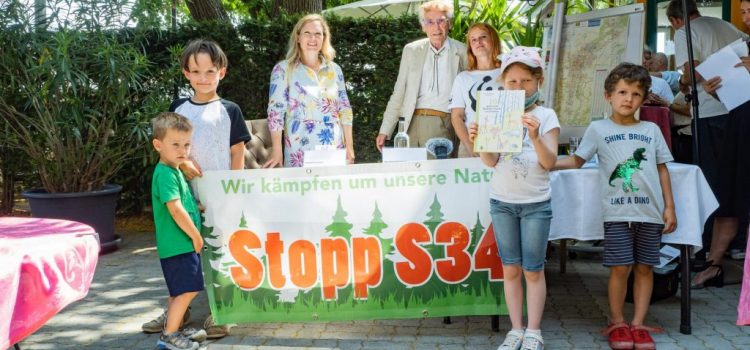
[
  {"xmin": 301, "ymin": 31, "xmax": 324, "ymax": 39},
  {"xmin": 422, "ymin": 18, "xmax": 448, "ymax": 27}
]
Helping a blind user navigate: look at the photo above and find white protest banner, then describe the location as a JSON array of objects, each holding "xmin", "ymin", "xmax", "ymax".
[{"xmin": 194, "ymin": 158, "xmax": 507, "ymax": 324}]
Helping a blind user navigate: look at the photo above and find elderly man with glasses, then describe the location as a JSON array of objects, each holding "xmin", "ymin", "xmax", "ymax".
[{"xmin": 375, "ymin": 0, "xmax": 468, "ymax": 156}]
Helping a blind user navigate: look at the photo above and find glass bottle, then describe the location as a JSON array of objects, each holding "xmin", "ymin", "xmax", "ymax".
[{"xmin": 393, "ymin": 117, "xmax": 409, "ymax": 148}]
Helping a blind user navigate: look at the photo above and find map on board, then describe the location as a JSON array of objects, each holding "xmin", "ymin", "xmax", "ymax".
[{"xmin": 553, "ymin": 15, "xmax": 629, "ymax": 126}]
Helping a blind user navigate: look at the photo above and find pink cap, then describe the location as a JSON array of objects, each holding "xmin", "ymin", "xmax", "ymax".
[{"xmin": 498, "ymin": 46, "xmax": 544, "ymax": 76}]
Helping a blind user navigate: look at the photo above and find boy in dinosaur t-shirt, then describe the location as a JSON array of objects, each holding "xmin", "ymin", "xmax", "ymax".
[{"xmin": 555, "ymin": 63, "xmax": 676, "ymax": 350}]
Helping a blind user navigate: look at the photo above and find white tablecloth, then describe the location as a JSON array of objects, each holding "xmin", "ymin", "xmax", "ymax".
[{"xmin": 549, "ymin": 162, "xmax": 718, "ymax": 250}]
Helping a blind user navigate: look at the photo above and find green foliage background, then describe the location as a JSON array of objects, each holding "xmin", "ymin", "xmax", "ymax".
[
  {"xmin": 152, "ymin": 15, "xmax": 424, "ymax": 161},
  {"xmin": 107, "ymin": 15, "xmax": 424, "ymax": 212},
  {"xmin": 0, "ymin": 0, "xmax": 635, "ymax": 213}
]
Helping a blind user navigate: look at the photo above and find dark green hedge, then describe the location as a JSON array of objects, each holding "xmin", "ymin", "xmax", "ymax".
[
  {"xmin": 139, "ymin": 15, "xmax": 424, "ymax": 163},
  {"xmin": 113, "ymin": 15, "xmax": 426, "ymax": 213}
]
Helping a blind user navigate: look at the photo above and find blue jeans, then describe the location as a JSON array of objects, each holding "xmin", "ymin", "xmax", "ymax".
[{"xmin": 489, "ymin": 199, "xmax": 552, "ymax": 272}]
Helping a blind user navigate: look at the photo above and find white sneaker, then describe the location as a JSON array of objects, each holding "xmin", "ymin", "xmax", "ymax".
[
  {"xmin": 498, "ymin": 329, "xmax": 525, "ymax": 350},
  {"xmin": 521, "ymin": 332, "xmax": 544, "ymax": 350}
]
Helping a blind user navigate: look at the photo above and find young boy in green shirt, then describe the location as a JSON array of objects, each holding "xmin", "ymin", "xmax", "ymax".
[
  {"xmin": 144, "ymin": 39, "xmax": 249, "ymax": 339},
  {"xmin": 151, "ymin": 112, "xmax": 207, "ymax": 350}
]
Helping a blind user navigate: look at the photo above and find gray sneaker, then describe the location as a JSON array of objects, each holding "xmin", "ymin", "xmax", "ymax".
[
  {"xmin": 181, "ymin": 327, "xmax": 207, "ymax": 343},
  {"xmin": 521, "ymin": 332, "xmax": 544, "ymax": 350},
  {"xmin": 498, "ymin": 329, "xmax": 524, "ymax": 350},
  {"xmin": 157, "ymin": 332, "xmax": 198, "ymax": 350},
  {"xmin": 203, "ymin": 315, "xmax": 231, "ymax": 339},
  {"xmin": 142, "ymin": 307, "xmax": 191, "ymax": 333}
]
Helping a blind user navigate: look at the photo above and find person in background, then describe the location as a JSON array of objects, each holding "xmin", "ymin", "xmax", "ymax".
[
  {"xmin": 735, "ymin": 0, "xmax": 750, "ymax": 326},
  {"xmin": 556, "ymin": 63, "xmax": 676, "ymax": 350},
  {"xmin": 667, "ymin": 0, "xmax": 747, "ymax": 289},
  {"xmin": 449, "ymin": 22, "xmax": 503, "ymax": 158},
  {"xmin": 648, "ymin": 52, "xmax": 681, "ymax": 95},
  {"xmin": 666, "ymin": 0, "xmax": 749, "ymax": 289},
  {"xmin": 644, "ymin": 72, "xmax": 674, "ymax": 108},
  {"xmin": 642, "ymin": 47, "xmax": 653, "ymax": 69},
  {"xmin": 470, "ymin": 46, "xmax": 559, "ymax": 350},
  {"xmin": 376, "ymin": 0, "xmax": 467, "ymax": 155},
  {"xmin": 265, "ymin": 14, "xmax": 354, "ymax": 168},
  {"xmin": 667, "ymin": 83, "xmax": 694, "ymax": 164}
]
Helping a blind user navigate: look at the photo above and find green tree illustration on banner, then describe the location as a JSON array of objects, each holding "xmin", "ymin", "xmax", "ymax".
[
  {"xmin": 325, "ymin": 195, "xmax": 353, "ymax": 240},
  {"xmin": 469, "ymin": 213, "xmax": 484, "ymax": 253},
  {"xmin": 202, "ymin": 223, "xmax": 235, "ymax": 310},
  {"xmin": 423, "ymin": 194, "xmax": 444, "ymax": 233},
  {"xmin": 363, "ymin": 202, "xmax": 389, "ymax": 254},
  {"xmin": 324, "ymin": 195, "xmax": 354, "ymax": 304},
  {"xmin": 238, "ymin": 211, "xmax": 248, "ymax": 228},
  {"xmin": 363, "ymin": 201, "xmax": 393, "ymax": 307},
  {"xmin": 424, "ymin": 194, "xmax": 451, "ymax": 295},
  {"xmin": 466, "ymin": 213, "xmax": 489, "ymax": 295}
]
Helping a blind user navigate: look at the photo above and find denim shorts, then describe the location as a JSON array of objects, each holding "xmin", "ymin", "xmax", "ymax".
[{"xmin": 489, "ymin": 199, "xmax": 552, "ymax": 272}]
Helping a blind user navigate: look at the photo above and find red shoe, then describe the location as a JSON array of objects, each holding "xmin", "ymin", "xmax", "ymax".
[
  {"xmin": 630, "ymin": 324, "xmax": 662, "ymax": 350},
  {"xmin": 603, "ymin": 322, "xmax": 633, "ymax": 350}
]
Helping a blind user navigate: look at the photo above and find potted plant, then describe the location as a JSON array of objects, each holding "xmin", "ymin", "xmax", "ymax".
[{"xmin": 0, "ymin": 1, "xmax": 158, "ymax": 253}]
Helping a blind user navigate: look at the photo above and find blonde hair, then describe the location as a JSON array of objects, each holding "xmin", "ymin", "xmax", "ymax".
[
  {"xmin": 466, "ymin": 23, "xmax": 501, "ymax": 71},
  {"xmin": 152, "ymin": 112, "xmax": 192, "ymax": 140},
  {"xmin": 286, "ymin": 14, "xmax": 335, "ymax": 66},
  {"xmin": 419, "ymin": 0, "xmax": 454, "ymax": 24}
]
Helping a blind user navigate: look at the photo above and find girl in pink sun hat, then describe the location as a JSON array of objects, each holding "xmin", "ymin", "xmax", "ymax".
[{"xmin": 470, "ymin": 45, "xmax": 559, "ymax": 350}]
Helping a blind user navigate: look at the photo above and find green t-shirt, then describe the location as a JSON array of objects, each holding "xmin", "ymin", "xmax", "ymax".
[{"xmin": 151, "ymin": 162, "xmax": 201, "ymax": 258}]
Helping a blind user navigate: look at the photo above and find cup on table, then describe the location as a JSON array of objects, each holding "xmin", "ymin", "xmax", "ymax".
[{"xmin": 568, "ymin": 137, "xmax": 581, "ymax": 156}]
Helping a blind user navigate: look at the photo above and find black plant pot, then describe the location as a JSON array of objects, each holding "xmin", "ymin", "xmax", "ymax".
[{"xmin": 22, "ymin": 184, "xmax": 123, "ymax": 254}]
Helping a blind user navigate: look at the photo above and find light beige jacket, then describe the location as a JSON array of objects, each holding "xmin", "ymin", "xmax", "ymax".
[{"xmin": 379, "ymin": 37, "xmax": 468, "ymax": 137}]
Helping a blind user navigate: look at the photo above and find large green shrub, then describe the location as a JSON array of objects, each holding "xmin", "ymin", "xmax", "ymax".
[
  {"xmin": 4, "ymin": 7, "xmax": 541, "ymax": 213},
  {"xmin": 0, "ymin": 3, "xmax": 165, "ymax": 194},
  {"xmin": 101, "ymin": 15, "xmax": 424, "ymax": 212},
  {"xmin": 135, "ymin": 15, "xmax": 424, "ymax": 165}
]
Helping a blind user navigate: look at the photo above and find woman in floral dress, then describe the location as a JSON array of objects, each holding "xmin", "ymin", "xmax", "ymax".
[{"xmin": 264, "ymin": 14, "xmax": 354, "ymax": 168}]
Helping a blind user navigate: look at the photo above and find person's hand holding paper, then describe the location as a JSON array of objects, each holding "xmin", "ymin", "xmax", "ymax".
[{"xmin": 695, "ymin": 39, "xmax": 750, "ymax": 111}]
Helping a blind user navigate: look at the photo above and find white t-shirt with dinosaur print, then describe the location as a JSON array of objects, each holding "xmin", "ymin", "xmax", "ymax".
[{"xmin": 575, "ymin": 118, "xmax": 673, "ymax": 224}]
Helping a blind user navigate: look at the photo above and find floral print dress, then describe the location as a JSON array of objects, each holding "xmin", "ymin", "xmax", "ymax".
[{"xmin": 267, "ymin": 59, "xmax": 353, "ymax": 167}]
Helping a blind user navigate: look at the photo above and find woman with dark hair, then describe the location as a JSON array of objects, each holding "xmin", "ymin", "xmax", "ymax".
[{"xmin": 449, "ymin": 23, "xmax": 503, "ymax": 157}]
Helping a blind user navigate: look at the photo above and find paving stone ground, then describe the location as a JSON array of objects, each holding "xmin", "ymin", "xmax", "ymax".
[{"xmin": 17, "ymin": 230, "xmax": 750, "ymax": 350}]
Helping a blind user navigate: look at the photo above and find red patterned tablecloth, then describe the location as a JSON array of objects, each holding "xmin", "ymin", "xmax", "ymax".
[
  {"xmin": 0, "ymin": 217, "xmax": 99, "ymax": 349},
  {"xmin": 639, "ymin": 105, "xmax": 673, "ymax": 150}
]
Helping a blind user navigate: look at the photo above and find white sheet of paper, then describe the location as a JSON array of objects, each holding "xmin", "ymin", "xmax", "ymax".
[
  {"xmin": 303, "ymin": 149, "xmax": 346, "ymax": 167},
  {"xmin": 729, "ymin": 38, "xmax": 749, "ymax": 57},
  {"xmin": 695, "ymin": 45, "xmax": 750, "ymax": 111},
  {"xmin": 656, "ymin": 245, "xmax": 681, "ymax": 269},
  {"xmin": 382, "ymin": 148, "xmax": 427, "ymax": 163}
]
